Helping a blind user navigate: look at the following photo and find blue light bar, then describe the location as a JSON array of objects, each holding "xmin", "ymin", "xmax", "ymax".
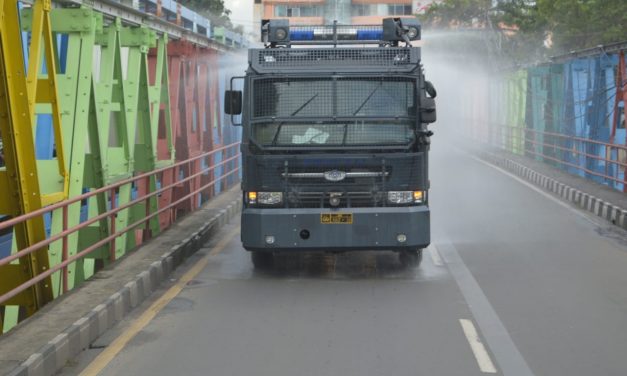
[
  {"xmin": 288, "ymin": 25, "xmax": 385, "ymax": 42},
  {"xmin": 262, "ymin": 19, "xmax": 421, "ymax": 46},
  {"xmin": 290, "ymin": 30, "xmax": 314, "ymax": 41},
  {"xmin": 357, "ymin": 29, "xmax": 383, "ymax": 40}
]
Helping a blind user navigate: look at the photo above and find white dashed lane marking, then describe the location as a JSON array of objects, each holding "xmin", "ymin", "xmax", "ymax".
[{"xmin": 459, "ymin": 318, "xmax": 498, "ymax": 374}]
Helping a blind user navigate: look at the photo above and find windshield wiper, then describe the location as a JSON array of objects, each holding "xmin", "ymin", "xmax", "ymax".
[
  {"xmin": 272, "ymin": 93, "xmax": 319, "ymax": 146},
  {"xmin": 337, "ymin": 83, "xmax": 383, "ymax": 146},
  {"xmin": 352, "ymin": 81, "xmax": 382, "ymax": 116}
]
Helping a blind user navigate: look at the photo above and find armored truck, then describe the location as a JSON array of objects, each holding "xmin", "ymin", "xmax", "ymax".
[{"xmin": 225, "ymin": 18, "xmax": 437, "ymax": 268}]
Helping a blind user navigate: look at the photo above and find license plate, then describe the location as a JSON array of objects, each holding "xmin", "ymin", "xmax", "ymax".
[{"xmin": 321, "ymin": 213, "xmax": 353, "ymax": 224}]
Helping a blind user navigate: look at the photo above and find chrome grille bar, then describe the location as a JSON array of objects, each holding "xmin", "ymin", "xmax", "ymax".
[{"xmin": 281, "ymin": 171, "xmax": 389, "ymax": 178}]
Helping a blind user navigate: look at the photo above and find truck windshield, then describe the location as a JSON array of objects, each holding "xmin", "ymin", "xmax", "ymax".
[
  {"xmin": 252, "ymin": 77, "xmax": 416, "ymax": 119},
  {"xmin": 254, "ymin": 121, "xmax": 414, "ymax": 146},
  {"xmin": 251, "ymin": 77, "xmax": 416, "ymax": 147}
]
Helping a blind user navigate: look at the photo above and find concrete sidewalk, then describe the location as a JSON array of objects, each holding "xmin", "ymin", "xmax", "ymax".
[
  {"xmin": 0, "ymin": 187, "xmax": 242, "ymax": 376},
  {"xmin": 470, "ymin": 145, "xmax": 627, "ymax": 230}
]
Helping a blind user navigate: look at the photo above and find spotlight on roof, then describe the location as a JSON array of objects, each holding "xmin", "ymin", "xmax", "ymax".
[
  {"xmin": 383, "ymin": 18, "xmax": 421, "ymax": 45},
  {"xmin": 261, "ymin": 19, "xmax": 290, "ymax": 45}
]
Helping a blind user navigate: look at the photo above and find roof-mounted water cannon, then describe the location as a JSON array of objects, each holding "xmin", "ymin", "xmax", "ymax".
[
  {"xmin": 261, "ymin": 19, "xmax": 290, "ymax": 47},
  {"xmin": 382, "ymin": 18, "xmax": 421, "ymax": 46}
]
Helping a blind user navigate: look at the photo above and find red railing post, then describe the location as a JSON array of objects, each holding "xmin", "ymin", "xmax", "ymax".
[
  {"xmin": 143, "ymin": 175, "xmax": 152, "ymax": 240},
  {"xmin": 62, "ymin": 205, "xmax": 69, "ymax": 294},
  {"xmin": 109, "ymin": 188, "xmax": 117, "ymax": 262}
]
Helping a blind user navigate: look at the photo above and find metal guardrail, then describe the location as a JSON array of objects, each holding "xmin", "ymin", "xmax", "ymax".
[
  {"xmin": 482, "ymin": 125, "xmax": 627, "ymax": 187},
  {"xmin": 0, "ymin": 142, "xmax": 241, "ymax": 306}
]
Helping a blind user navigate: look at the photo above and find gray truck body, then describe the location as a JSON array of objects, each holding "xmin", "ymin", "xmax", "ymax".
[{"xmin": 234, "ymin": 40, "xmax": 435, "ymax": 253}]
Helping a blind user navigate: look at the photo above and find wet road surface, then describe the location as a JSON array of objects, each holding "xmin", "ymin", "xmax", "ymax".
[{"xmin": 62, "ymin": 143, "xmax": 627, "ymax": 376}]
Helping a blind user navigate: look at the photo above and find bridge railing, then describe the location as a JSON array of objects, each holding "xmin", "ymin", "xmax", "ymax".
[
  {"xmin": 477, "ymin": 124, "xmax": 627, "ymax": 189},
  {"xmin": 1, "ymin": 0, "xmax": 247, "ymax": 333},
  {"xmin": 0, "ymin": 142, "xmax": 240, "ymax": 317},
  {"xmin": 461, "ymin": 43, "xmax": 627, "ymax": 192}
]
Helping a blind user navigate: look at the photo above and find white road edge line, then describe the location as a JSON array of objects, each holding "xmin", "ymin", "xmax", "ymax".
[
  {"xmin": 459, "ymin": 319, "xmax": 498, "ymax": 374},
  {"xmin": 438, "ymin": 239, "xmax": 534, "ymax": 376},
  {"xmin": 465, "ymin": 152, "xmax": 605, "ymax": 227},
  {"xmin": 428, "ymin": 244, "xmax": 444, "ymax": 266}
]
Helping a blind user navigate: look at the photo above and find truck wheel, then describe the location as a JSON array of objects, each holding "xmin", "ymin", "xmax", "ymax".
[
  {"xmin": 399, "ymin": 249, "xmax": 422, "ymax": 267},
  {"xmin": 251, "ymin": 252, "xmax": 274, "ymax": 269}
]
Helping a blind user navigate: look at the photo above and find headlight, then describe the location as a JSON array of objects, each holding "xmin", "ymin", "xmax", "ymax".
[
  {"xmin": 257, "ymin": 192, "xmax": 283, "ymax": 205},
  {"xmin": 387, "ymin": 191, "xmax": 424, "ymax": 204}
]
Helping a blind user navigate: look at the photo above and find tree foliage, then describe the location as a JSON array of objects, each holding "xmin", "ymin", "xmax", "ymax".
[
  {"xmin": 421, "ymin": 0, "xmax": 492, "ymax": 28},
  {"xmin": 420, "ymin": 0, "xmax": 627, "ymax": 62},
  {"xmin": 180, "ymin": 0, "xmax": 242, "ymax": 31},
  {"xmin": 498, "ymin": 0, "xmax": 627, "ymax": 52}
]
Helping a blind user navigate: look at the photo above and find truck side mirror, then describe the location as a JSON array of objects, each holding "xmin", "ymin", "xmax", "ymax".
[
  {"xmin": 425, "ymin": 80, "xmax": 437, "ymax": 98},
  {"xmin": 224, "ymin": 90, "xmax": 242, "ymax": 115},
  {"xmin": 420, "ymin": 97, "xmax": 436, "ymax": 124}
]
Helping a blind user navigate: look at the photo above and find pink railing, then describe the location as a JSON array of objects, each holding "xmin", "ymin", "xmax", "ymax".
[
  {"xmin": 0, "ymin": 142, "xmax": 241, "ymax": 305},
  {"xmin": 484, "ymin": 124, "xmax": 627, "ymax": 187}
]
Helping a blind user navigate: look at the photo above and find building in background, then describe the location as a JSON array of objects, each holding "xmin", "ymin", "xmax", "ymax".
[
  {"xmin": 253, "ymin": 0, "xmax": 263, "ymax": 33},
  {"xmin": 254, "ymin": 0, "xmax": 420, "ymax": 26}
]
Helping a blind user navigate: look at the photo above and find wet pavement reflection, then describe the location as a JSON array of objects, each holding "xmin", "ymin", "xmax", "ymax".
[
  {"xmin": 265, "ymin": 252, "xmax": 416, "ymax": 280},
  {"xmin": 201, "ymin": 237, "xmax": 449, "ymax": 283}
]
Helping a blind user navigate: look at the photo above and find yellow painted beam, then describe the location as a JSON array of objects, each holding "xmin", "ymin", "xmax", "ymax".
[
  {"xmin": 41, "ymin": 192, "xmax": 66, "ymax": 206},
  {"xmin": 35, "ymin": 78, "xmax": 52, "ymax": 103},
  {"xmin": 0, "ymin": 0, "xmax": 56, "ymax": 324},
  {"xmin": 0, "ymin": 171, "xmax": 14, "ymax": 214},
  {"xmin": 0, "ymin": 265, "xmax": 35, "ymax": 306},
  {"xmin": 25, "ymin": 0, "xmax": 69, "ymax": 200}
]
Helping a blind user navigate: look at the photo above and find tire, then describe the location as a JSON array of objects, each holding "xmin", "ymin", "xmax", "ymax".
[
  {"xmin": 251, "ymin": 251, "xmax": 274, "ymax": 269},
  {"xmin": 399, "ymin": 248, "xmax": 423, "ymax": 267}
]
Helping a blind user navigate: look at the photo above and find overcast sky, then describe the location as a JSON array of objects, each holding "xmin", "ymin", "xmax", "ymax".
[{"xmin": 225, "ymin": 0, "xmax": 254, "ymax": 33}]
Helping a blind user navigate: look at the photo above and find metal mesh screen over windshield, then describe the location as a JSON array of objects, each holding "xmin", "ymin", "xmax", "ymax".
[
  {"xmin": 254, "ymin": 121, "xmax": 414, "ymax": 147},
  {"xmin": 252, "ymin": 77, "xmax": 416, "ymax": 119},
  {"xmin": 253, "ymin": 48, "xmax": 418, "ymax": 71}
]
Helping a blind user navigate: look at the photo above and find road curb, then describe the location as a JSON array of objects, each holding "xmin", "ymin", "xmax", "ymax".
[
  {"xmin": 7, "ymin": 198, "xmax": 242, "ymax": 376},
  {"xmin": 475, "ymin": 150, "xmax": 627, "ymax": 230}
]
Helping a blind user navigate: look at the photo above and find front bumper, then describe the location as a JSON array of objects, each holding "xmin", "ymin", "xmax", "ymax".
[{"xmin": 241, "ymin": 206, "xmax": 430, "ymax": 252}]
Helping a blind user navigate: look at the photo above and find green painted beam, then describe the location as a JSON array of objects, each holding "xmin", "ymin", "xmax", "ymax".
[{"xmin": 47, "ymin": 8, "xmax": 102, "ymax": 292}]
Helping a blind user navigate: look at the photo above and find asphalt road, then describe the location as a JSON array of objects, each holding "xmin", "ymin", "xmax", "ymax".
[{"xmin": 62, "ymin": 142, "xmax": 627, "ymax": 376}]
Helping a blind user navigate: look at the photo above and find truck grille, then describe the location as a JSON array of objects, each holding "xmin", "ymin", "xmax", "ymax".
[
  {"xmin": 242, "ymin": 153, "xmax": 427, "ymax": 208},
  {"xmin": 281, "ymin": 167, "xmax": 388, "ymax": 185},
  {"xmin": 287, "ymin": 191, "xmax": 386, "ymax": 208}
]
